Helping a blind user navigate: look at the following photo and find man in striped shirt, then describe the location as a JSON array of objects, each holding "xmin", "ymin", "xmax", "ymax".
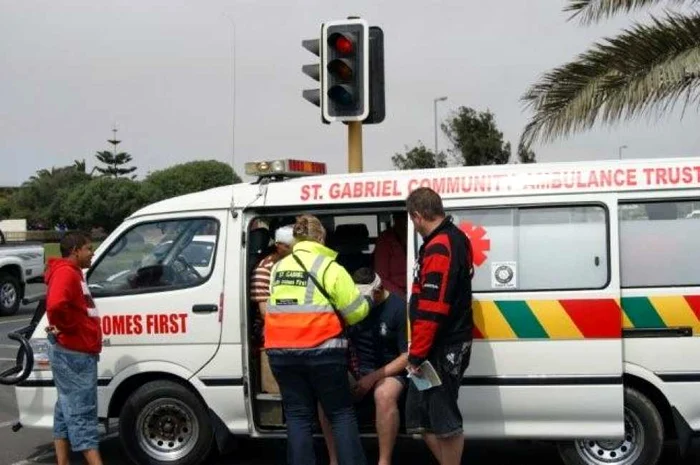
[
  {"xmin": 251, "ymin": 225, "xmax": 295, "ymax": 394},
  {"xmin": 251, "ymin": 225, "xmax": 295, "ymax": 316}
]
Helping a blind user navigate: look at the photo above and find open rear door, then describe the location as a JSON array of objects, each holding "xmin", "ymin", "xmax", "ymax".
[{"xmin": 424, "ymin": 194, "xmax": 625, "ymax": 439}]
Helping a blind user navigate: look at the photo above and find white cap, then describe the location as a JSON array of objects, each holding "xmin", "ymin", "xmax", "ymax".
[{"xmin": 274, "ymin": 225, "xmax": 295, "ymax": 245}]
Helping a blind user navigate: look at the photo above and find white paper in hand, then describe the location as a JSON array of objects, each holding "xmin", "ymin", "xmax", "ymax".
[{"xmin": 408, "ymin": 360, "xmax": 442, "ymax": 391}]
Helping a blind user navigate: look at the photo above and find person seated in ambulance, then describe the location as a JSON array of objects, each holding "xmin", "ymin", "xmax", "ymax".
[
  {"xmin": 373, "ymin": 213, "xmax": 408, "ymax": 300},
  {"xmin": 321, "ymin": 267, "xmax": 409, "ymax": 465},
  {"xmin": 250, "ymin": 225, "xmax": 295, "ymax": 391}
]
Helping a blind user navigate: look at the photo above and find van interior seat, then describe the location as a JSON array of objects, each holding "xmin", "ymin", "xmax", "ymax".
[
  {"xmin": 330, "ymin": 223, "xmax": 372, "ymax": 274},
  {"xmin": 248, "ymin": 227, "xmax": 272, "ymax": 277}
]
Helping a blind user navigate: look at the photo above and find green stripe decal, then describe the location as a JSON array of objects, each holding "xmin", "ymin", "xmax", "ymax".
[
  {"xmin": 621, "ymin": 297, "xmax": 666, "ymax": 328},
  {"xmin": 496, "ymin": 301, "xmax": 548, "ymax": 338}
]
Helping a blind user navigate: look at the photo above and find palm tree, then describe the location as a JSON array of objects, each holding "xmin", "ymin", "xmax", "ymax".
[{"xmin": 521, "ymin": 0, "xmax": 700, "ymax": 146}]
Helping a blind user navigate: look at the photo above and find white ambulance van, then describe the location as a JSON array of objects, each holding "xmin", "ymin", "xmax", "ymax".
[{"xmin": 7, "ymin": 157, "xmax": 700, "ymax": 465}]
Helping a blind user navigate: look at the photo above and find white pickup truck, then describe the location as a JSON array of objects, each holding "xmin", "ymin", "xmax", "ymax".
[{"xmin": 0, "ymin": 230, "xmax": 45, "ymax": 316}]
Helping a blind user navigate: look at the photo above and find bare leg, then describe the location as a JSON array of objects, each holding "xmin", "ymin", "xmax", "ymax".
[
  {"xmin": 374, "ymin": 378, "xmax": 403, "ymax": 465},
  {"xmin": 436, "ymin": 434, "xmax": 464, "ymax": 465},
  {"xmin": 54, "ymin": 439, "xmax": 71, "ymax": 465},
  {"xmin": 423, "ymin": 433, "xmax": 442, "ymax": 463},
  {"xmin": 318, "ymin": 403, "xmax": 338, "ymax": 465},
  {"xmin": 82, "ymin": 449, "xmax": 104, "ymax": 465}
]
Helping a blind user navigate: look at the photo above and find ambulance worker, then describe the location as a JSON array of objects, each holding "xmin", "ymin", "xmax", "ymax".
[{"xmin": 264, "ymin": 214, "xmax": 373, "ymax": 465}]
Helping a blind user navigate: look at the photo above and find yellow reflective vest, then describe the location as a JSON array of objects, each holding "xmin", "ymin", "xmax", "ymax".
[{"xmin": 264, "ymin": 240, "xmax": 369, "ymax": 350}]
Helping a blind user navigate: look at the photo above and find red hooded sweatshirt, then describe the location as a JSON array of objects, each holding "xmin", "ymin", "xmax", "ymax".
[{"xmin": 45, "ymin": 258, "xmax": 102, "ymax": 354}]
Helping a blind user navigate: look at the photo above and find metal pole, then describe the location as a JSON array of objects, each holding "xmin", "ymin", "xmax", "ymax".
[
  {"xmin": 433, "ymin": 96, "xmax": 447, "ymax": 167},
  {"xmin": 618, "ymin": 145, "xmax": 627, "ymax": 160},
  {"xmin": 224, "ymin": 14, "xmax": 237, "ymax": 171},
  {"xmin": 434, "ymin": 99, "xmax": 438, "ymax": 165},
  {"xmin": 348, "ymin": 121, "xmax": 363, "ymax": 173}
]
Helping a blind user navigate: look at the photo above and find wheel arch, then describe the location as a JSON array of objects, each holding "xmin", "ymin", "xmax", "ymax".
[
  {"xmin": 623, "ymin": 363, "xmax": 676, "ymax": 440},
  {"xmin": 0, "ymin": 263, "xmax": 23, "ymax": 285},
  {"xmin": 107, "ymin": 371, "xmax": 204, "ymax": 418}
]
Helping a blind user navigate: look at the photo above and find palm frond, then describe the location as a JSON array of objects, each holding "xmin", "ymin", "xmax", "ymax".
[
  {"xmin": 565, "ymin": 0, "xmax": 698, "ymax": 25},
  {"xmin": 521, "ymin": 13, "xmax": 700, "ymax": 146}
]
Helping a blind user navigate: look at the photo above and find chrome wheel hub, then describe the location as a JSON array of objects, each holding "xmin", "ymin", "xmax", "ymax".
[
  {"xmin": 136, "ymin": 398, "xmax": 199, "ymax": 461},
  {"xmin": 575, "ymin": 409, "xmax": 643, "ymax": 464},
  {"xmin": 0, "ymin": 283, "xmax": 17, "ymax": 309}
]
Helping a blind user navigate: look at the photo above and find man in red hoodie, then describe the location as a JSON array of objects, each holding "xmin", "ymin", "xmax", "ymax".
[{"xmin": 45, "ymin": 232, "xmax": 103, "ymax": 465}]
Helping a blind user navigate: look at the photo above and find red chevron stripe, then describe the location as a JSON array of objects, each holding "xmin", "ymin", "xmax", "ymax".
[
  {"xmin": 472, "ymin": 325, "xmax": 484, "ymax": 339},
  {"xmin": 684, "ymin": 295, "xmax": 700, "ymax": 321},
  {"xmin": 559, "ymin": 299, "xmax": 620, "ymax": 338}
]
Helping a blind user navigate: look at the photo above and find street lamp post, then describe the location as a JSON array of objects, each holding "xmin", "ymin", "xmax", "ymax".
[
  {"xmin": 618, "ymin": 145, "xmax": 628, "ymax": 160},
  {"xmin": 223, "ymin": 14, "xmax": 237, "ymax": 169},
  {"xmin": 433, "ymin": 96, "xmax": 447, "ymax": 167}
]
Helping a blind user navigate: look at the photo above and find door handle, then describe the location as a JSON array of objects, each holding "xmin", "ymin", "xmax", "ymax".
[{"xmin": 192, "ymin": 304, "xmax": 218, "ymax": 314}]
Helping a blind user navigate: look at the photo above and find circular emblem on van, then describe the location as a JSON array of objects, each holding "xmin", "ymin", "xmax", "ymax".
[{"xmin": 494, "ymin": 264, "xmax": 514, "ymax": 284}]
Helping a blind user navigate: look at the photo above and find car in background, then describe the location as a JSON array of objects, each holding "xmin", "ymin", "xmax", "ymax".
[{"xmin": 0, "ymin": 229, "xmax": 45, "ymax": 316}]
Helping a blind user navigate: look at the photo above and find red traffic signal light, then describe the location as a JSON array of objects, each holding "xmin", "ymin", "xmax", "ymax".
[
  {"xmin": 329, "ymin": 33, "xmax": 354, "ymax": 56},
  {"xmin": 322, "ymin": 19, "xmax": 369, "ymax": 122}
]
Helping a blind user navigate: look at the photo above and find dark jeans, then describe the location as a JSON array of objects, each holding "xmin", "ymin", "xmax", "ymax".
[{"xmin": 269, "ymin": 351, "xmax": 367, "ymax": 465}]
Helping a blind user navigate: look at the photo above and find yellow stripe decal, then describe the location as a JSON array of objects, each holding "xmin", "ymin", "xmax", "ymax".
[
  {"xmin": 649, "ymin": 296, "xmax": 700, "ymax": 334},
  {"xmin": 473, "ymin": 300, "xmax": 517, "ymax": 339},
  {"xmin": 622, "ymin": 311, "xmax": 634, "ymax": 329},
  {"xmin": 528, "ymin": 300, "xmax": 584, "ymax": 339}
]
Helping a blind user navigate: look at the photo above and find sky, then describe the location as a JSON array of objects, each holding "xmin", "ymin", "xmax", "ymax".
[{"xmin": 1, "ymin": 0, "xmax": 699, "ymax": 186}]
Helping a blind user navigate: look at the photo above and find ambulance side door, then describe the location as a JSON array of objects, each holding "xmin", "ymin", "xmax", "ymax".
[
  {"xmin": 408, "ymin": 194, "xmax": 624, "ymax": 439},
  {"xmin": 86, "ymin": 211, "xmax": 227, "ymax": 383}
]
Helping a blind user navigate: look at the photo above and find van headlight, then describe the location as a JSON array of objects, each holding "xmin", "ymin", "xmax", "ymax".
[{"xmin": 30, "ymin": 339, "xmax": 51, "ymax": 371}]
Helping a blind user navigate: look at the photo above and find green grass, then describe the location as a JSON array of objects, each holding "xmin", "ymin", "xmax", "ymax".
[
  {"xmin": 44, "ymin": 243, "xmax": 60, "ymax": 258},
  {"xmin": 44, "ymin": 242, "xmax": 102, "ymax": 259}
]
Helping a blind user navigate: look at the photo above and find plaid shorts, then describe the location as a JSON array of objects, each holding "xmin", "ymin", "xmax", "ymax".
[{"xmin": 48, "ymin": 342, "xmax": 100, "ymax": 452}]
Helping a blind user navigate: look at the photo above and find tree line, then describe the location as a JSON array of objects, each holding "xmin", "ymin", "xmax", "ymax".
[
  {"xmin": 0, "ymin": 148, "xmax": 241, "ymax": 233},
  {"xmin": 392, "ymin": 106, "xmax": 537, "ymax": 170}
]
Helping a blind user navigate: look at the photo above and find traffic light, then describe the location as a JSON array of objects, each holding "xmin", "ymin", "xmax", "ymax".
[
  {"xmin": 365, "ymin": 26, "xmax": 385, "ymax": 125},
  {"xmin": 322, "ymin": 19, "xmax": 369, "ymax": 122},
  {"xmin": 301, "ymin": 34, "xmax": 328, "ymax": 123}
]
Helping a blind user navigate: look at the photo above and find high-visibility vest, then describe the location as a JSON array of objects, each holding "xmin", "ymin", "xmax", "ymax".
[{"xmin": 264, "ymin": 240, "xmax": 370, "ymax": 350}]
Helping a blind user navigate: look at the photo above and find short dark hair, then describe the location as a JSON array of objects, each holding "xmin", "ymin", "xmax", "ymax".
[
  {"xmin": 352, "ymin": 267, "xmax": 375, "ymax": 285},
  {"xmin": 59, "ymin": 232, "xmax": 91, "ymax": 258},
  {"xmin": 406, "ymin": 187, "xmax": 444, "ymax": 221}
]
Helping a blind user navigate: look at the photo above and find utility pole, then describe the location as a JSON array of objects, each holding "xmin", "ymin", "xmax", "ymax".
[{"xmin": 434, "ymin": 96, "xmax": 447, "ymax": 167}]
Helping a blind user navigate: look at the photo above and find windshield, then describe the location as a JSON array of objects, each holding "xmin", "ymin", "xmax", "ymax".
[{"xmin": 87, "ymin": 219, "xmax": 219, "ymax": 295}]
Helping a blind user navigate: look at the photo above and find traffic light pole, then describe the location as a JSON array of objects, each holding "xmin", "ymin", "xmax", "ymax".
[{"xmin": 348, "ymin": 121, "xmax": 363, "ymax": 172}]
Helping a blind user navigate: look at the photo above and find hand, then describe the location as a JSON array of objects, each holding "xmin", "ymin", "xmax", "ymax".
[
  {"xmin": 352, "ymin": 374, "xmax": 377, "ymax": 400},
  {"xmin": 406, "ymin": 363, "xmax": 422, "ymax": 377},
  {"xmin": 45, "ymin": 325, "xmax": 60, "ymax": 335}
]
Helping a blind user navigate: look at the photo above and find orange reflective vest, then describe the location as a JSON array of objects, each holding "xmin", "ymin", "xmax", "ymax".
[{"xmin": 264, "ymin": 241, "xmax": 369, "ymax": 350}]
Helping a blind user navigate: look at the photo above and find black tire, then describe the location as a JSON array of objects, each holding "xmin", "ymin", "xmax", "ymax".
[
  {"xmin": 119, "ymin": 380, "xmax": 214, "ymax": 465},
  {"xmin": 558, "ymin": 386, "xmax": 664, "ymax": 465},
  {"xmin": 0, "ymin": 273, "xmax": 21, "ymax": 316}
]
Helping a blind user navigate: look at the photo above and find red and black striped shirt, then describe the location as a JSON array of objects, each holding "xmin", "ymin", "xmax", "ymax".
[{"xmin": 408, "ymin": 217, "xmax": 473, "ymax": 366}]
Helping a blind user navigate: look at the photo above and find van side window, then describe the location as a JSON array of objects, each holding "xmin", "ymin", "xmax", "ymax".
[
  {"xmin": 620, "ymin": 200, "xmax": 700, "ymax": 288},
  {"xmin": 325, "ymin": 215, "xmax": 378, "ymax": 275},
  {"xmin": 88, "ymin": 218, "xmax": 219, "ymax": 296},
  {"xmin": 442, "ymin": 205, "xmax": 608, "ymax": 292}
]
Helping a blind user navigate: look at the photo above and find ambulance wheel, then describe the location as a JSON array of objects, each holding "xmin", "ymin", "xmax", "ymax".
[
  {"xmin": 558, "ymin": 386, "xmax": 664, "ymax": 465},
  {"xmin": 119, "ymin": 380, "xmax": 214, "ymax": 465},
  {"xmin": 0, "ymin": 273, "xmax": 21, "ymax": 316}
]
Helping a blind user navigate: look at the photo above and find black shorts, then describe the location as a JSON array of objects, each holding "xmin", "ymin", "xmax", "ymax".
[
  {"xmin": 351, "ymin": 371, "xmax": 408, "ymax": 425},
  {"xmin": 405, "ymin": 341, "xmax": 472, "ymax": 437}
]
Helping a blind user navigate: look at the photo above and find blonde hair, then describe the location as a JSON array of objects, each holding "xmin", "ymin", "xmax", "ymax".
[{"xmin": 293, "ymin": 215, "xmax": 325, "ymax": 243}]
